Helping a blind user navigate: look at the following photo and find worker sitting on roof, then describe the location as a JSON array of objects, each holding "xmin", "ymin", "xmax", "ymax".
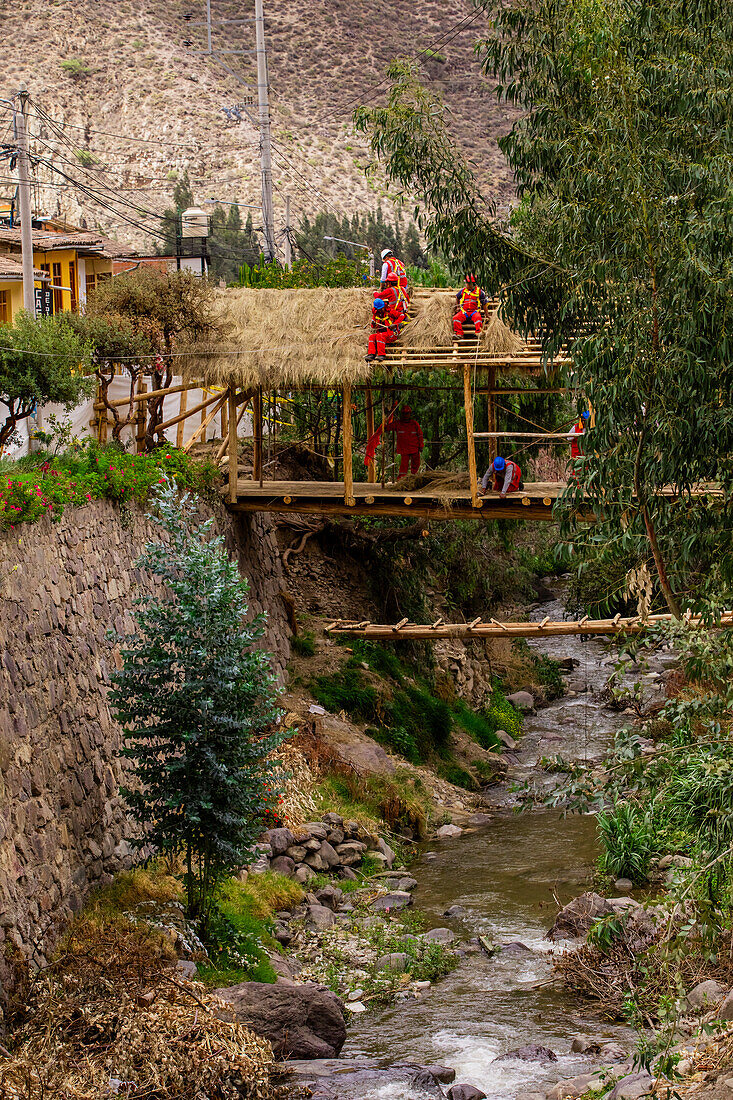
[
  {"xmin": 386, "ymin": 404, "xmax": 424, "ymax": 479},
  {"xmin": 380, "ymin": 248, "xmax": 409, "ymax": 299},
  {"xmin": 453, "ymin": 274, "xmax": 488, "ymax": 340},
  {"xmin": 365, "ymin": 298, "xmax": 402, "ymax": 362},
  {"xmin": 379, "ymin": 272, "xmax": 409, "ymax": 321},
  {"xmin": 568, "ymin": 410, "xmax": 591, "ymax": 458},
  {"xmin": 479, "ymin": 456, "xmax": 523, "ymax": 499}
]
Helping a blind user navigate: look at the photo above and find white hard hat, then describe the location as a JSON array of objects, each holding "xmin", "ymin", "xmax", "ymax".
[{"xmin": 381, "ymin": 248, "xmax": 393, "ymax": 261}]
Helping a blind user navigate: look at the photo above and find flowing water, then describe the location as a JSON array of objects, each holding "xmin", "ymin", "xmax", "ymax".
[{"xmin": 341, "ymin": 592, "xmax": 669, "ymax": 1099}]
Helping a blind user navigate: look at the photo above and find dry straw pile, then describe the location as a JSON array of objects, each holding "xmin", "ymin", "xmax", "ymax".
[
  {"xmin": 183, "ymin": 287, "xmax": 526, "ymax": 390},
  {"xmin": 0, "ymin": 918, "xmax": 275, "ymax": 1100}
]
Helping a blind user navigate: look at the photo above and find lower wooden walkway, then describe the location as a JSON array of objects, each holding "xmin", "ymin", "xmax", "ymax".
[
  {"xmin": 224, "ymin": 480, "xmax": 568, "ymax": 520},
  {"xmin": 325, "ymin": 609, "xmax": 733, "ymax": 639}
]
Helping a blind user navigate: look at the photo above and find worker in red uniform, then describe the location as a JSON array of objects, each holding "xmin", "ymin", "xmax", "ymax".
[
  {"xmin": 453, "ymin": 274, "xmax": 488, "ymax": 339},
  {"xmin": 568, "ymin": 410, "xmax": 591, "ymax": 458},
  {"xmin": 365, "ymin": 297, "xmax": 402, "ymax": 362},
  {"xmin": 386, "ymin": 405, "xmax": 424, "ymax": 479},
  {"xmin": 479, "ymin": 456, "xmax": 523, "ymax": 498},
  {"xmin": 379, "ymin": 272, "xmax": 409, "ymax": 320},
  {"xmin": 380, "ymin": 248, "xmax": 409, "ymax": 298}
]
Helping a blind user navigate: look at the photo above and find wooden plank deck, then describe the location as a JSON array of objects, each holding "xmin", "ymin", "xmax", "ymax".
[
  {"xmin": 224, "ymin": 480, "xmax": 568, "ymax": 520},
  {"xmin": 222, "ymin": 479, "xmax": 723, "ymax": 522}
]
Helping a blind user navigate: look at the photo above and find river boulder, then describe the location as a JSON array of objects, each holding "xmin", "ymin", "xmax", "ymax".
[
  {"xmin": 370, "ymin": 891, "xmax": 413, "ymax": 912},
  {"xmin": 496, "ymin": 1043, "xmax": 557, "ymax": 1063},
  {"xmin": 436, "ymin": 824, "xmax": 463, "ymax": 838},
  {"xmin": 447, "ymin": 1086, "xmax": 487, "ymax": 1100},
  {"xmin": 215, "ymin": 981, "xmax": 347, "ymax": 1058},
  {"xmin": 606, "ymin": 1071, "xmax": 653, "ymax": 1099},
  {"xmin": 685, "ymin": 978, "xmax": 726, "ymax": 1011},
  {"xmin": 547, "ymin": 892, "xmax": 613, "ymax": 939},
  {"xmin": 505, "ymin": 690, "xmax": 535, "ymax": 712}
]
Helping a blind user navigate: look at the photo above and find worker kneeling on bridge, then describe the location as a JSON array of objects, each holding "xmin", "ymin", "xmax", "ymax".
[
  {"xmin": 453, "ymin": 274, "xmax": 488, "ymax": 339},
  {"xmin": 387, "ymin": 404, "xmax": 424, "ymax": 479},
  {"xmin": 366, "ymin": 297, "xmax": 402, "ymax": 362},
  {"xmin": 479, "ymin": 455, "xmax": 523, "ymax": 499}
]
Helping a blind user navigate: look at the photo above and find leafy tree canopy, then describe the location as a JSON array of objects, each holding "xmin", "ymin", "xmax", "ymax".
[
  {"xmin": 0, "ymin": 311, "xmax": 92, "ymax": 450},
  {"xmin": 354, "ymin": 1, "xmax": 733, "ymax": 615}
]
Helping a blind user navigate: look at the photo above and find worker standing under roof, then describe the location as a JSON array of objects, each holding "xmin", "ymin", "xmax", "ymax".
[
  {"xmin": 365, "ymin": 297, "xmax": 402, "ymax": 362},
  {"xmin": 385, "ymin": 404, "xmax": 424, "ymax": 479},
  {"xmin": 380, "ymin": 248, "xmax": 409, "ymax": 299},
  {"xmin": 568, "ymin": 410, "xmax": 591, "ymax": 458},
  {"xmin": 453, "ymin": 274, "xmax": 488, "ymax": 340},
  {"xmin": 479, "ymin": 456, "xmax": 523, "ymax": 499}
]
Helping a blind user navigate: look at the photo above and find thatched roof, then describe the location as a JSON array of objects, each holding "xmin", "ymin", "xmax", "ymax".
[{"xmin": 183, "ymin": 286, "xmax": 525, "ymax": 390}]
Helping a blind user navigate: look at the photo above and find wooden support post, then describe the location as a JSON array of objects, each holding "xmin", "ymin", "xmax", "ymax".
[
  {"xmin": 342, "ymin": 383, "xmax": 355, "ymax": 507},
  {"xmin": 487, "ymin": 365, "xmax": 497, "ymax": 463},
  {"xmin": 253, "ymin": 387, "xmax": 263, "ymax": 486},
  {"xmin": 176, "ymin": 387, "xmax": 188, "ymax": 449},
  {"xmin": 135, "ymin": 377, "xmax": 147, "ymax": 453},
  {"xmin": 366, "ymin": 383, "xmax": 376, "ymax": 484},
  {"xmin": 463, "ymin": 360, "xmax": 479, "ymax": 506},
  {"xmin": 221, "ymin": 390, "xmax": 229, "ymax": 441},
  {"xmin": 227, "ymin": 386, "xmax": 238, "ymax": 505},
  {"xmin": 380, "ymin": 387, "xmax": 386, "ymax": 489}
]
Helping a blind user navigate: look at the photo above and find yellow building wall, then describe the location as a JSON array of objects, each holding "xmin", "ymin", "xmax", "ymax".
[
  {"xmin": 33, "ymin": 248, "xmax": 79, "ymax": 314},
  {"xmin": 0, "ymin": 279, "xmax": 24, "ymax": 323}
]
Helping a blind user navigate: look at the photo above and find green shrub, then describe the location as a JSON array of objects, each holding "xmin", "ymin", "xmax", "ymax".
[
  {"xmin": 311, "ymin": 671, "xmax": 379, "ymax": 722},
  {"xmin": 597, "ymin": 802, "xmax": 655, "ymax": 883},
  {"xmin": 291, "ymin": 631, "xmax": 316, "ymax": 658},
  {"xmin": 60, "ymin": 58, "xmax": 92, "ymax": 78},
  {"xmin": 532, "ymin": 654, "xmax": 565, "ymax": 700},
  {"xmin": 0, "ymin": 442, "xmax": 218, "ymax": 531},
  {"xmin": 481, "ymin": 686, "xmax": 523, "ymax": 743},
  {"xmin": 438, "ymin": 763, "xmax": 477, "ymax": 790}
]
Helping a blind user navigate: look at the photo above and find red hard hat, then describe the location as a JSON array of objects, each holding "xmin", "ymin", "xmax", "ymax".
[{"xmin": 386, "ymin": 272, "xmax": 399, "ymax": 282}]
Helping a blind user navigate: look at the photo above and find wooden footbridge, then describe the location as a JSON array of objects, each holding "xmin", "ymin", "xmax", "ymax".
[
  {"xmin": 325, "ymin": 609, "xmax": 733, "ymax": 639},
  {"xmin": 91, "ymin": 285, "xmax": 721, "ymax": 525}
]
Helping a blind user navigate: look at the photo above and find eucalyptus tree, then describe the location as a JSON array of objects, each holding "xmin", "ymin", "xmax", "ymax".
[{"xmin": 354, "ymin": 0, "xmax": 733, "ymax": 614}]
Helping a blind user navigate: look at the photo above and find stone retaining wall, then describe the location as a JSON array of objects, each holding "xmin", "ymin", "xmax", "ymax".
[{"xmin": 0, "ymin": 498, "xmax": 290, "ymax": 1011}]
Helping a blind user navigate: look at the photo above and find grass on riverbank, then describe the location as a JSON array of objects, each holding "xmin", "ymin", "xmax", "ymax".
[
  {"xmin": 66, "ymin": 863, "xmax": 302, "ymax": 990},
  {"xmin": 0, "ymin": 442, "xmax": 218, "ymax": 530},
  {"xmin": 310, "ymin": 639, "xmax": 512, "ymax": 771}
]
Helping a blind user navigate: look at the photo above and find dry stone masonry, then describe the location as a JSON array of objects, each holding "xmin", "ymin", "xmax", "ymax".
[{"xmin": 0, "ymin": 498, "xmax": 290, "ymax": 1010}]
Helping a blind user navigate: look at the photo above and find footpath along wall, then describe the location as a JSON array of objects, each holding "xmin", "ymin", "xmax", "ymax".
[{"xmin": 0, "ymin": 498, "xmax": 291, "ymax": 1012}]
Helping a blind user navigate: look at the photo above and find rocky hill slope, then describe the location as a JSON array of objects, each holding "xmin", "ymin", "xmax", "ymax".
[{"xmin": 0, "ymin": 0, "xmax": 518, "ymax": 253}]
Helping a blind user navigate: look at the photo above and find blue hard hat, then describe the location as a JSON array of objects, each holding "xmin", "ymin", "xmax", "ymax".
[
  {"xmin": 373, "ymin": 298, "xmax": 385, "ymax": 309},
  {"xmin": 493, "ymin": 456, "xmax": 506, "ymax": 471},
  {"xmin": 581, "ymin": 410, "xmax": 591, "ymax": 420}
]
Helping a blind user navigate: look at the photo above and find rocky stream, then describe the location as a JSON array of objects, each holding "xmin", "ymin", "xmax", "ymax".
[{"xmin": 282, "ymin": 590, "xmax": 675, "ymax": 1100}]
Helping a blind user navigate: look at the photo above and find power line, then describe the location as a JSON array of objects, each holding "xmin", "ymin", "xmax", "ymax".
[{"xmin": 28, "ymin": 112, "xmax": 203, "ymax": 151}]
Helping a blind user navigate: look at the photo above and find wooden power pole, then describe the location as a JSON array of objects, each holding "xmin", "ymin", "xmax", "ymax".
[
  {"xmin": 15, "ymin": 87, "xmax": 36, "ymax": 316},
  {"xmin": 255, "ymin": 0, "xmax": 276, "ymax": 261}
]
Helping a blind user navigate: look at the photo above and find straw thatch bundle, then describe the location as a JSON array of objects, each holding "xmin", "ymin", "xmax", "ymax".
[
  {"xmin": 0, "ymin": 918, "xmax": 275, "ymax": 1100},
  {"xmin": 182, "ymin": 287, "xmax": 527, "ymax": 390},
  {"xmin": 405, "ymin": 291, "xmax": 526, "ymax": 354}
]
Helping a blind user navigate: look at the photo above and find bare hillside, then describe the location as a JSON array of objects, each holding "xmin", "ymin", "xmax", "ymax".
[{"xmin": 0, "ymin": 0, "xmax": 518, "ymax": 253}]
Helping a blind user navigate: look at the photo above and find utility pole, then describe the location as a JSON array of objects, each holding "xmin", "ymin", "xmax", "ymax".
[
  {"xmin": 255, "ymin": 0, "xmax": 276, "ymax": 261},
  {"xmin": 15, "ymin": 86, "xmax": 36, "ymax": 316},
  {"xmin": 284, "ymin": 195, "xmax": 292, "ymax": 269}
]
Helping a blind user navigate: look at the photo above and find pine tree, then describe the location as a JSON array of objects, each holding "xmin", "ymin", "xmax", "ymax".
[{"xmin": 110, "ymin": 479, "xmax": 286, "ymax": 932}]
